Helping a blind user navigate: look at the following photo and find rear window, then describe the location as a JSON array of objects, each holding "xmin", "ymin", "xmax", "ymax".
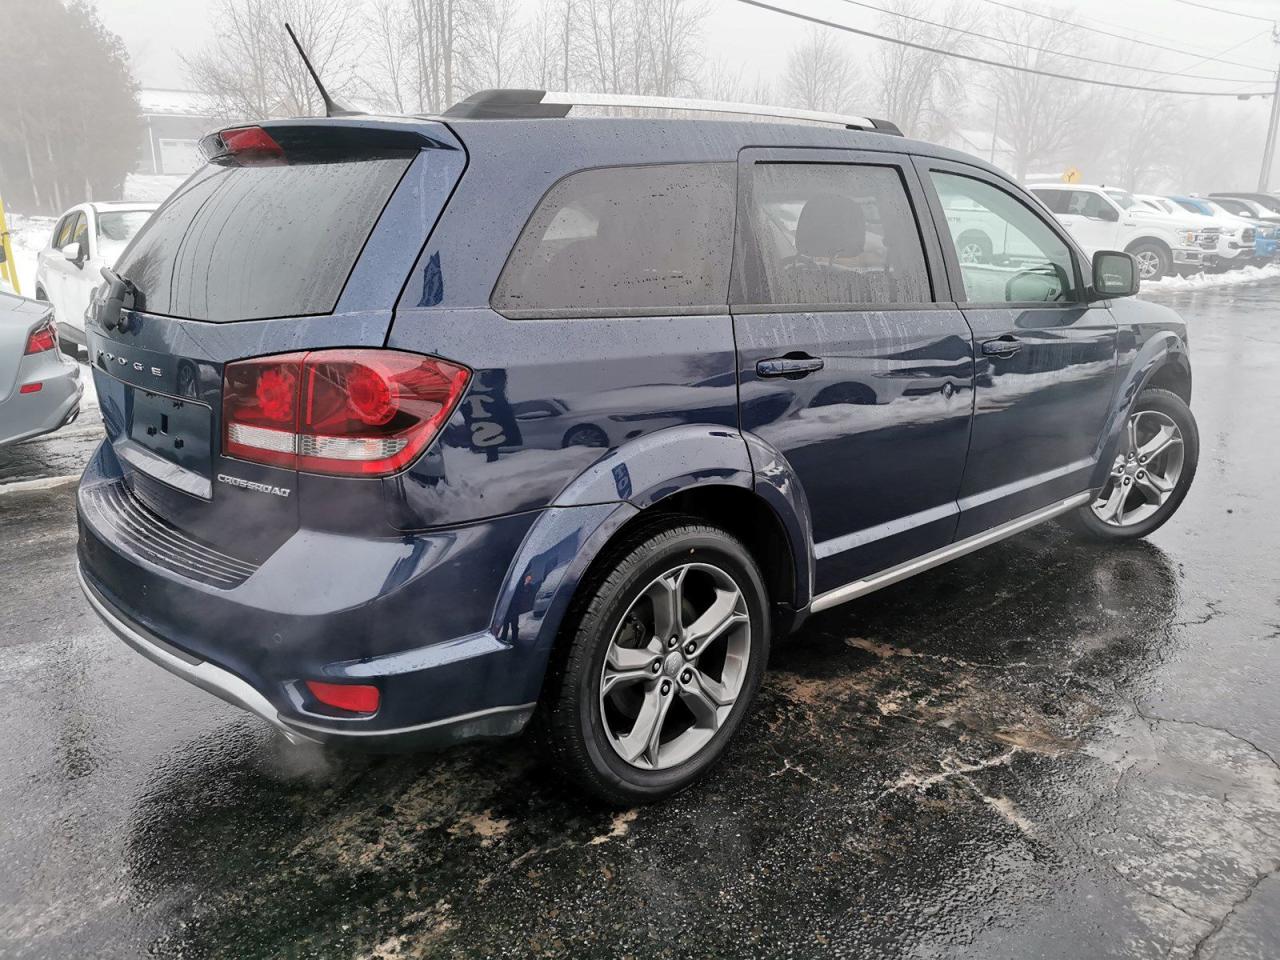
[
  {"xmin": 734, "ymin": 162, "xmax": 931, "ymax": 307},
  {"xmin": 492, "ymin": 163, "xmax": 736, "ymax": 317},
  {"xmin": 116, "ymin": 156, "xmax": 412, "ymax": 322}
]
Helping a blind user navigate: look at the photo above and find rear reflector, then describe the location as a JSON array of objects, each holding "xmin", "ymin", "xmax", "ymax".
[
  {"xmin": 222, "ymin": 349, "xmax": 471, "ymax": 477},
  {"xmin": 305, "ymin": 680, "xmax": 380, "ymax": 714},
  {"xmin": 24, "ymin": 320, "xmax": 57, "ymax": 355},
  {"xmin": 19, "ymin": 382, "xmax": 42, "ymax": 394}
]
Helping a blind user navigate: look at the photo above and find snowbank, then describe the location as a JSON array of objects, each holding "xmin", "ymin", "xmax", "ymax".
[{"xmin": 1144, "ymin": 262, "xmax": 1280, "ymax": 292}]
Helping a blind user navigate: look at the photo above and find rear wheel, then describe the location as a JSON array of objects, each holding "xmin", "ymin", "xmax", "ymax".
[
  {"xmin": 1070, "ymin": 388, "xmax": 1198, "ymax": 541},
  {"xmin": 541, "ymin": 520, "xmax": 770, "ymax": 804}
]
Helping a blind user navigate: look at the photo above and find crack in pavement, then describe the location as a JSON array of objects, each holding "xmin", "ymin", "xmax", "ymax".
[{"xmin": 1188, "ymin": 861, "xmax": 1280, "ymax": 959}]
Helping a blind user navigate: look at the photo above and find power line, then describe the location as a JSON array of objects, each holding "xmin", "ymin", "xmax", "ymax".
[
  {"xmin": 1164, "ymin": 27, "xmax": 1275, "ymax": 79},
  {"xmin": 1170, "ymin": 0, "xmax": 1278, "ymax": 25},
  {"xmin": 976, "ymin": 0, "xmax": 1276, "ymax": 73},
  {"xmin": 736, "ymin": 0, "xmax": 1276, "ymax": 96},
  {"xmin": 835, "ymin": 0, "xmax": 1263, "ymax": 84}
]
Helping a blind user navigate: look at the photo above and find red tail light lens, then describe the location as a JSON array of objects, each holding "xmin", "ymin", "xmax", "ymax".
[
  {"xmin": 24, "ymin": 320, "xmax": 57, "ymax": 355},
  {"xmin": 222, "ymin": 349, "xmax": 470, "ymax": 477},
  {"xmin": 199, "ymin": 125, "xmax": 286, "ymax": 164},
  {"xmin": 305, "ymin": 680, "xmax": 380, "ymax": 715}
]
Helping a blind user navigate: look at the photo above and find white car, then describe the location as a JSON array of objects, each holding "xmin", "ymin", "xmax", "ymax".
[
  {"xmin": 35, "ymin": 201, "xmax": 157, "ymax": 353},
  {"xmin": 1027, "ymin": 183, "xmax": 1216, "ymax": 281}
]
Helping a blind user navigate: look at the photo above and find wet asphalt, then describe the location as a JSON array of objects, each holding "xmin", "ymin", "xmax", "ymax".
[{"xmin": 2, "ymin": 286, "xmax": 1279, "ymax": 959}]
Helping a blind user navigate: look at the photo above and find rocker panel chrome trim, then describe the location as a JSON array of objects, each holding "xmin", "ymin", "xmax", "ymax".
[{"xmin": 809, "ymin": 492, "xmax": 1091, "ymax": 613}]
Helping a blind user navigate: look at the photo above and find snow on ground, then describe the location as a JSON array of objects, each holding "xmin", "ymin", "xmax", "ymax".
[
  {"xmin": 5, "ymin": 213, "xmax": 54, "ymax": 299},
  {"xmin": 122, "ymin": 173, "xmax": 185, "ymax": 203},
  {"xmin": 1144, "ymin": 261, "xmax": 1280, "ymax": 291}
]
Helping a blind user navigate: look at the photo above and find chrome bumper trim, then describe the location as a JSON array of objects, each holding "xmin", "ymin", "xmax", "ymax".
[
  {"xmin": 78, "ymin": 563, "xmax": 312, "ymax": 744},
  {"xmin": 809, "ymin": 492, "xmax": 1091, "ymax": 613}
]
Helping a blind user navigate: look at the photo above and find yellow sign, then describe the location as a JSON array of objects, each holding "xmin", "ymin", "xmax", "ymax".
[
  {"xmin": 1063, "ymin": 167, "xmax": 1081, "ymax": 184},
  {"xmin": 0, "ymin": 195, "xmax": 19, "ymax": 295}
]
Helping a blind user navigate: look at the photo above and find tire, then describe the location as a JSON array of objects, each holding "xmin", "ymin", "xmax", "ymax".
[
  {"xmin": 562, "ymin": 423, "xmax": 609, "ymax": 449},
  {"xmin": 540, "ymin": 519, "xmax": 771, "ymax": 805},
  {"xmin": 1128, "ymin": 241, "xmax": 1173, "ymax": 282},
  {"xmin": 58, "ymin": 337, "xmax": 80, "ymax": 358},
  {"xmin": 956, "ymin": 231, "xmax": 993, "ymax": 265},
  {"xmin": 34, "ymin": 286, "xmax": 48, "ymax": 302},
  {"xmin": 1068, "ymin": 388, "xmax": 1198, "ymax": 541}
]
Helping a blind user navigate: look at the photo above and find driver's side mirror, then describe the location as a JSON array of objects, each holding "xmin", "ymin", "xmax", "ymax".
[
  {"xmin": 1094, "ymin": 204, "xmax": 1119, "ymax": 222},
  {"xmin": 1092, "ymin": 250, "xmax": 1138, "ymax": 299}
]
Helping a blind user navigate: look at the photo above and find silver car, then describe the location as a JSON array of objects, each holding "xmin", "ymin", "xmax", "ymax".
[{"xmin": 0, "ymin": 291, "xmax": 82, "ymax": 448}]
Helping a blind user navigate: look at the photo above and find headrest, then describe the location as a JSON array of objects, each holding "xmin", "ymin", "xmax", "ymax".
[{"xmin": 795, "ymin": 193, "xmax": 865, "ymax": 259}]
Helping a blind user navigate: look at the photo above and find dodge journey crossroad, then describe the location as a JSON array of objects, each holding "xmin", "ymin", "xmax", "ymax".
[{"xmin": 76, "ymin": 90, "xmax": 1198, "ymax": 803}]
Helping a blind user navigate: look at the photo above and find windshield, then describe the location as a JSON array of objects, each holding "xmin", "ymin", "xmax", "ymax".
[
  {"xmin": 1105, "ymin": 189, "xmax": 1140, "ymax": 210},
  {"xmin": 95, "ymin": 210, "xmax": 152, "ymax": 264}
]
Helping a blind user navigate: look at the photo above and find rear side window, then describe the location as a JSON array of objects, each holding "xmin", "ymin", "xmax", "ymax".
[
  {"xmin": 116, "ymin": 156, "xmax": 412, "ymax": 322},
  {"xmin": 492, "ymin": 163, "xmax": 736, "ymax": 317},
  {"xmin": 1031, "ymin": 188, "xmax": 1069, "ymax": 214},
  {"xmin": 734, "ymin": 163, "xmax": 931, "ymax": 307}
]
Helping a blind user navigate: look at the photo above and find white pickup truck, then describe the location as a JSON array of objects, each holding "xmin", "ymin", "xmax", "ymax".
[{"xmin": 1026, "ymin": 183, "xmax": 1216, "ymax": 281}]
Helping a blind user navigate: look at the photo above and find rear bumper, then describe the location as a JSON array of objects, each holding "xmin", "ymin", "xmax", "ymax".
[
  {"xmin": 0, "ymin": 358, "xmax": 81, "ymax": 448},
  {"xmin": 76, "ymin": 441, "xmax": 546, "ymax": 749}
]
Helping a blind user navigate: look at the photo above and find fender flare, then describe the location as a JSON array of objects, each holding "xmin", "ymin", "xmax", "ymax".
[
  {"xmin": 485, "ymin": 424, "xmax": 815, "ymax": 704},
  {"xmin": 1090, "ymin": 330, "xmax": 1191, "ymax": 490}
]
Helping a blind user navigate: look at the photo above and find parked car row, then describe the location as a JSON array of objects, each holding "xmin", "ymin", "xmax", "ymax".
[{"xmin": 1000, "ymin": 182, "xmax": 1280, "ymax": 281}]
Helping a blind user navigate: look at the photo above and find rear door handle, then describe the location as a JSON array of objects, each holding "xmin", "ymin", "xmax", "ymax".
[
  {"xmin": 981, "ymin": 336, "xmax": 1022, "ymax": 359},
  {"xmin": 757, "ymin": 355, "xmax": 825, "ymax": 378}
]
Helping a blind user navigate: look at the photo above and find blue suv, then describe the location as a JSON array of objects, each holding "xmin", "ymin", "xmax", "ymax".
[{"xmin": 77, "ymin": 91, "xmax": 1198, "ymax": 803}]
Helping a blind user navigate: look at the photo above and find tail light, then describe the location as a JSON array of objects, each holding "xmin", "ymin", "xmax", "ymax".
[
  {"xmin": 24, "ymin": 319, "xmax": 57, "ymax": 355},
  {"xmin": 222, "ymin": 349, "xmax": 470, "ymax": 477},
  {"xmin": 199, "ymin": 125, "xmax": 285, "ymax": 164}
]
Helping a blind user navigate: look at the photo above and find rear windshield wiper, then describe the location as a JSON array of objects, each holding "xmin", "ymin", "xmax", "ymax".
[{"xmin": 98, "ymin": 266, "xmax": 142, "ymax": 331}]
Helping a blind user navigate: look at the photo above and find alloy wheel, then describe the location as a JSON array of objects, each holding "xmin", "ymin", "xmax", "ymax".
[
  {"xmin": 1091, "ymin": 409, "xmax": 1185, "ymax": 527},
  {"xmin": 599, "ymin": 562, "xmax": 751, "ymax": 771},
  {"xmin": 958, "ymin": 241, "xmax": 985, "ymax": 264},
  {"xmin": 1134, "ymin": 250, "xmax": 1162, "ymax": 280}
]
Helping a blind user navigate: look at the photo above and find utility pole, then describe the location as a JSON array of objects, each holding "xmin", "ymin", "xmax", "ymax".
[{"xmin": 1259, "ymin": 26, "xmax": 1280, "ymax": 192}]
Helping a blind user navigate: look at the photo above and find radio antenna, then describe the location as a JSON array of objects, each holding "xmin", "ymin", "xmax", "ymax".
[{"xmin": 284, "ymin": 22, "xmax": 357, "ymax": 117}]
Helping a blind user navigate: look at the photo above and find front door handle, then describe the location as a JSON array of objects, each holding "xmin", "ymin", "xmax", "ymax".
[
  {"xmin": 757, "ymin": 355, "xmax": 825, "ymax": 378},
  {"xmin": 981, "ymin": 336, "xmax": 1022, "ymax": 359}
]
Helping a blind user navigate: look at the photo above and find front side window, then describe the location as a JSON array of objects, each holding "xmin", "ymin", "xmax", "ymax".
[
  {"xmin": 492, "ymin": 163, "xmax": 736, "ymax": 316},
  {"xmin": 930, "ymin": 171, "xmax": 1077, "ymax": 304},
  {"xmin": 734, "ymin": 162, "xmax": 931, "ymax": 307}
]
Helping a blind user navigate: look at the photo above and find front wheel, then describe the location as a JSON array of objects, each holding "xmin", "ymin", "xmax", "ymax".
[
  {"xmin": 1129, "ymin": 242, "xmax": 1173, "ymax": 282},
  {"xmin": 541, "ymin": 520, "xmax": 770, "ymax": 804},
  {"xmin": 1070, "ymin": 388, "xmax": 1198, "ymax": 541}
]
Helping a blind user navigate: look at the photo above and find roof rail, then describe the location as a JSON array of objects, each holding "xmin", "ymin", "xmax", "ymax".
[{"xmin": 442, "ymin": 89, "xmax": 902, "ymax": 135}]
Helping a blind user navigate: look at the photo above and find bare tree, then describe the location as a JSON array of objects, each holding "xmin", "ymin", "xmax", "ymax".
[
  {"xmin": 364, "ymin": 0, "xmax": 415, "ymax": 112},
  {"xmin": 184, "ymin": 0, "xmax": 360, "ymax": 121},
  {"xmin": 519, "ymin": 0, "xmax": 572, "ymax": 89},
  {"xmin": 635, "ymin": 0, "xmax": 708, "ymax": 97},
  {"xmin": 700, "ymin": 59, "xmax": 774, "ymax": 105},
  {"xmin": 984, "ymin": 10, "xmax": 1093, "ymax": 180},
  {"xmin": 872, "ymin": 0, "xmax": 974, "ymax": 141},
  {"xmin": 783, "ymin": 27, "xmax": 858, "ymax": 114},
  {"xmin": 458, "ymin": 0, "xmax": 522, "ymax": 92}
]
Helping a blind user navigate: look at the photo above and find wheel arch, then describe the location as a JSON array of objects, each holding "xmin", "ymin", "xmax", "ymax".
[
  {"xmin": 1090, "ymin": 330, "xmax": 1191, "ymax": 490},
  {"xmin": 487, "ymin": 425, "xmax": 814, "ymax": 706}
]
